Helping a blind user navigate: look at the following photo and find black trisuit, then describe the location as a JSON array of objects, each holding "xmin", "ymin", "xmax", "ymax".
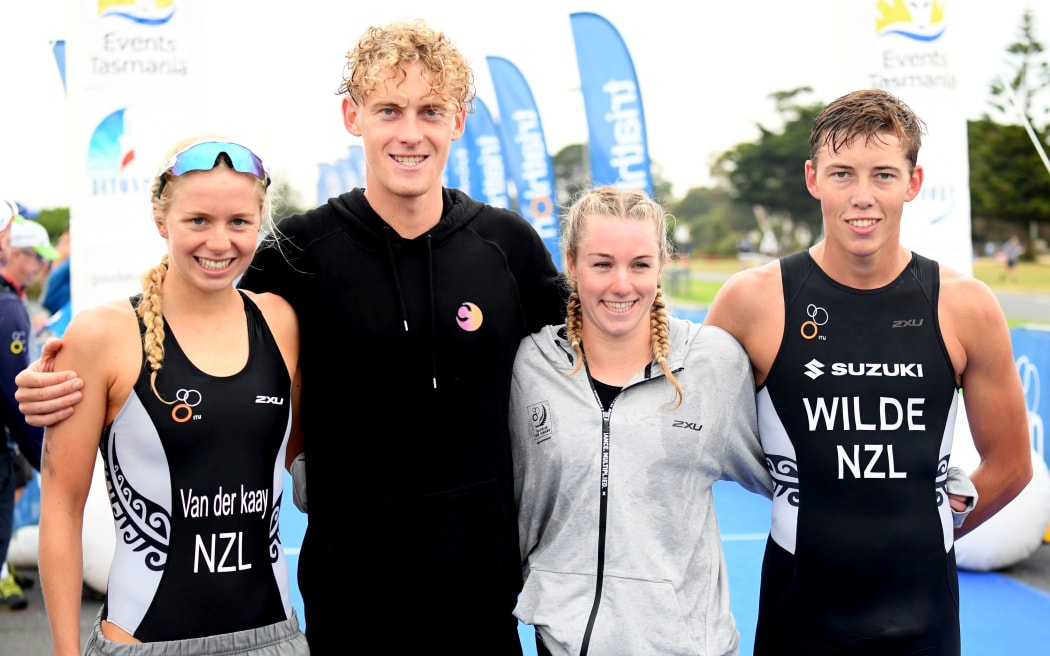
[
  {"xmin": 99, "ymin": 293, "xmax": 295, "ymax": 642},
  {"xmin": 754, "ymin": 251, "xmax": 962, "ymax": 656}
]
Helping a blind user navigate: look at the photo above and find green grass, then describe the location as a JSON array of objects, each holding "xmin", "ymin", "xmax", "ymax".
[
  {"xmin": 664, "ymin": 255, "xmax": 1050, "ymax": 327},
  {"xmin": 972, "ymin": 256, "xmax": 1050, "ymax": 293}
]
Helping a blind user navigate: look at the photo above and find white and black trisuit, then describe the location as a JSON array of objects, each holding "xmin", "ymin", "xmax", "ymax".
[{"xmin": 755, "ymin": 251, "xmax": 962, "ymax": 656}]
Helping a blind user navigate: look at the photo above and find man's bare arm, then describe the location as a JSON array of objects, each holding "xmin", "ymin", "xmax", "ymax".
[
  {"xmin": 14, "ymin": 338, "xmax": 83, "ymax": 427},
  {"xmin": 941, "ymin": 275, "xmax": 1032, "ymax": 538}
]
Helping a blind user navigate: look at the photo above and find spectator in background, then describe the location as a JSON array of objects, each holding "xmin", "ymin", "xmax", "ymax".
[
  {"xmin": 1000, "ymin": 234, "xmax": 1023, "ymax": 282},
  {"xmin": 0, "ymin": 207, "xmax": 51, "ymax": 610},
  {"xmin": 34, "ymin": 224, "xmax": 71, "ymax": 348},
  {"xmin": 41, "ymin": 225, "xmax": 70, "ymax": 316}
]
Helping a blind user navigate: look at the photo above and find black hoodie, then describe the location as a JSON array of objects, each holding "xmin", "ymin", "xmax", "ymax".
[{"xmin": 239, "ymin": 188, "xmax": 564, "ymax": 653}]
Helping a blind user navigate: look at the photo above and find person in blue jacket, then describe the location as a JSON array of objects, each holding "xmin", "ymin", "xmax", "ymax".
[{"xmin": 0, "ymin": 205, "xmax": 50, "ymax": 610}]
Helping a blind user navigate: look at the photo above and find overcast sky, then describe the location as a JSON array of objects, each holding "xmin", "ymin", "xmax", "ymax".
[{"xmin": 1, "ymin": 0, "xmax": 1046, "ymax": 210}]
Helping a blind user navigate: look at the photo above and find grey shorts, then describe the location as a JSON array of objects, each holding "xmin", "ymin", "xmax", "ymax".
[{"xmin": 84, "ymin": 608, "xmax": 309, "ymax": 656}]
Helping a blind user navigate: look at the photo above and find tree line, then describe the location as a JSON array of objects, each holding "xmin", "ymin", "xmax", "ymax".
[{"xmin": 552, "ymin": 8, "xmax": 1050, "ymax": 261}]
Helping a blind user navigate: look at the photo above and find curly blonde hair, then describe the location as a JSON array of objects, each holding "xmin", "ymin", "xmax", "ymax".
[
  {"xmin": 140, "ymin": 136, "xmax": 272, "ymax": 403},
  {"xmin": 560, "ymin": 186, "xmax": 682, "ymax": 408},
  {"xmin": 337, "ymin": 20, "xmax": 475, "ymax": 115}
]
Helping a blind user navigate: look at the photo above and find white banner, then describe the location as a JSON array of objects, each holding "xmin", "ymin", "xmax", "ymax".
[
  {"xmin": 848, "ymin": 0, "xmax": 973, "ymax": 276},
  {"xmin": 68, "ymin": 0, "xmax": 200, "ymax": 312}
]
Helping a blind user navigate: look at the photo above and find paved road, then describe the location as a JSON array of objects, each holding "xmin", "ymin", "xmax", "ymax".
[
  {"xmin": 685, "ymin": 268, "xmax": 1050, "ymax": 325},
  {"xmin": 0, "ymin": 567, "xmax": 97, "ymax": 654},
  {"xmin": 994, "ymin": 289, "xmax": 1050, "ymax": 325}
]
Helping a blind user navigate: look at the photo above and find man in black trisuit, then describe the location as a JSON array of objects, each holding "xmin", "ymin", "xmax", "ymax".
[{"xmin": 705, "ymin": 89, "xmax": 1033, "ymax": 655}]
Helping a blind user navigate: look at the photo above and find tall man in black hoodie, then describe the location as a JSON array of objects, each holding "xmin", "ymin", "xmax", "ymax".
[{"xmin": 15, "ymin": 21, "xmax": 565, "ymax": 655}]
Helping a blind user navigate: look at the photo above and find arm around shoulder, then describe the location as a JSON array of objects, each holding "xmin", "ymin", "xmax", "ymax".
[
  {"xmin": 15, "ymin": 336, "xmax": 84, "ymax": 427},
  {"xmin": 705, "ymin": 261, "xmax": 784, "ymax": 386}
]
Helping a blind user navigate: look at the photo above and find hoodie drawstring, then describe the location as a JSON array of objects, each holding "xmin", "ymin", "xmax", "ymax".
[
  {"xmin": 383, "ymin": 227, "xmax": 410, "ymax": 333},
  {"xmin": 383, "ymin": 227, "xmax": 440, "ymax": 390},
  {"xmin": 427, "ymin": 235, "xmax": 437, "ymax": 389}
]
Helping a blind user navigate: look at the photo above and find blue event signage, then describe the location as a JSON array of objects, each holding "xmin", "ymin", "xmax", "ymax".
[
  {"xmin": 569, "ymin": 12, "xmax": 652, "ymax": 196},
  {"xmin": 444, "ymin": 97, "xmax": 510, "ymax": 209},
  {"xmin": 464, "ymin": 97, "xmax": 511, "ymax": 209},
  {"xmin": 485, "ymin": 56, "xmax": 561, "ymax": 269}
]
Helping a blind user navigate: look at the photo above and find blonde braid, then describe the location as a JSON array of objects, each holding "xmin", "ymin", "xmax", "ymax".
[
  {"xmin": 651, "ymin": 288, "xmax": 682, "ymax": 408},
  {"xmin": 564, "ymin": 289, "xmax": 585, "ymax": 377},
  {"xmin": 137, "ymin": 255, "xmax": 175, "ymax": 404}
]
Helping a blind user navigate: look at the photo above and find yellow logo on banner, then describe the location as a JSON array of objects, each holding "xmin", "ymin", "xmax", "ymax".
[
  {"xmin": 98, "ymin": 0, "xmax": 174, "ymax": 24},
  {"xmin": 875, "ymin": 0, "xmax": 946, "ymax": 39}
]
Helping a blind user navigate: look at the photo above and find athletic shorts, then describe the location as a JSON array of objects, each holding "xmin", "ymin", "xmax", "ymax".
[{"xmin": 84, "ymin": 608, "xmax": 310, "ymax": 656}]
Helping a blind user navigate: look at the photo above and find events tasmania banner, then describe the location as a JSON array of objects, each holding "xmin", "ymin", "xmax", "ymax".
[
  {"xmin": 485, "ymin": 56, "xmax": 562, "ymax": 268},
  {"xmin": 67, "ymin": 0, "xmax": 202, "ymax": 311},
  {"xmin": 569, "ymin": 12, "xmax": 652, "ymax": 196},
  {"xmin": 845, "ymin": 0, "xmax": 973, "ymax": 275}
]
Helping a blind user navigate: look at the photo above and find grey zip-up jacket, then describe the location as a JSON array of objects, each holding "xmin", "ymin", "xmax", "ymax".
[{"xmin": 510, "ymin": 317, "xmax": 773, "ymax": 656}]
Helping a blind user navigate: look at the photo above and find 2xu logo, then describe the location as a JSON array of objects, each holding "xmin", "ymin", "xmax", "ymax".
[
  {"xmin": 892, "ymin": 319, "xmax": 924, "ymax": 328},
  {"xmin": 672, "ymin": 420, "xmax": 703, "ymax": 431},
  {"xmin": 255, "ymin": 396, "xmax": 285, "ymax": 405}
]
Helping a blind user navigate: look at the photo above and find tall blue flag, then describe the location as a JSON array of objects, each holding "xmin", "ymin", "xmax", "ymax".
[
  {"xmin": 317, "ymin": 163, "xmax": 342, "ymax": 205},
  {"xmin": 464, "ymin": 98, "xmax": 510, "ymax": 209},
  {"xmin": 445, "ymin": 133, "xmax": 470, "ymax": 193},
  {"xmin": 485, "ymin": 56, "xmax": 561, "ymax": 268},
  {"xmin": 52, "ymin": 40, "xmax": 67, "ymax": 92},
  {"xmin": 343, "ymin": 144, "xmax": 367, "ymax": 190},
  {"xmin": 570, "ymin": 12, "xmax": 652, "ymax": 196}
]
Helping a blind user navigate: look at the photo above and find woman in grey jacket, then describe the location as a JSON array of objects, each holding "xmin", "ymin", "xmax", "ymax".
[{"xmin": 510, "ymin": 186, "xmax": 773, "ymax": 656}]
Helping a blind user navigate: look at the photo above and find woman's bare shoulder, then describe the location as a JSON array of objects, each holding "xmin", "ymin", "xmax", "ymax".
[{"xmin": 59, "ymin": 300, "xmax": 139, "ymax": 359}]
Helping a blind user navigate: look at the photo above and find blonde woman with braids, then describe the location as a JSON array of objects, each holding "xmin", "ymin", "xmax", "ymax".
[
  {"xmin": 37, "ymin": 138, "xmax": 308, "ymax": 656},
  {"xmin": 510, "ymin": 186, "xmax": 772, "ymax": 656}
]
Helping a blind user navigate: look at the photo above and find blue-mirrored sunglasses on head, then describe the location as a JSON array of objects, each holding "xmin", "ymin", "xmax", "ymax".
[{"xmin": 156, "ymin": 141, "xmax": 270, "ymax": 198}]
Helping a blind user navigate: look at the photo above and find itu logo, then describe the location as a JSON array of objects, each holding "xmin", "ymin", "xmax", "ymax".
[
  {"xmin": 528, "ymin": 401, "xmax": 553, "ymax": 444},
  {"xmin": 875, "ymin": 0, "xmax": 947, "ymax": 42},
  {"xmin": 170, "ymin": 388, "xmax": 202, "ymax": 423},
  {"xmin": 800, "ymin": 303, "xmax": 829, "ymax": 340},
  {"xmin": 98, "ymin": 0, "xmax": 175, "ymax": 26},
  {"xmin": 8, "ymin": 330, "xmax": 27, "ymax": 355}
]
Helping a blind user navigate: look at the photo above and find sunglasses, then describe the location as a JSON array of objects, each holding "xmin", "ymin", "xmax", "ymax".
[
  {"xmin": 19, "ymin": 249, "xmax": 45, "ymax": 264},
  {"xmin": 156, "ymin": 141, "xmax": 271, "ymax": 198}
]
